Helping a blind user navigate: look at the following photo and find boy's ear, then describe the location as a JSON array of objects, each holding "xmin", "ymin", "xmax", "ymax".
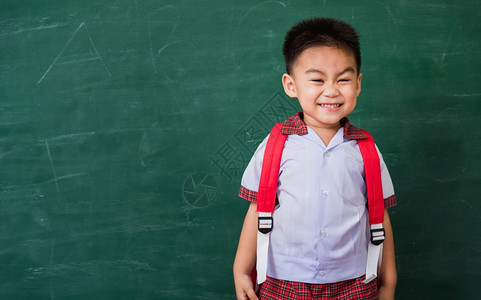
[
  {"xmin": 282, "ymin": 73, "xmax": 297, "ymax": 98},
  {"xmin": 356, "ymin": 73, "xmax": 362, "ymax": 97}
]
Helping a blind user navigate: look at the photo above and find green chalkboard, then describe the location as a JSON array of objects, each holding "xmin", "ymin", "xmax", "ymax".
[{"xmin": 1, "ymin": 0, "xmax": 480, "ymax": 299}]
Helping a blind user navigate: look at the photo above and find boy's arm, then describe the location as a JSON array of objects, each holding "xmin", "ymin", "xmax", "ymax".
[
  {"xmin": 378, "ymin": 209, "xmax": 397, "ymax": 300},
  {"xmin": 233, "ymin": 202, "xmax": 259, "ymax": 300}
]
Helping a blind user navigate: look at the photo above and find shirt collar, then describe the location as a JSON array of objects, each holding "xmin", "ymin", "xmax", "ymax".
[{"xmin": 281, "ymin": 112, "xmax": 368, "ymax": 140}]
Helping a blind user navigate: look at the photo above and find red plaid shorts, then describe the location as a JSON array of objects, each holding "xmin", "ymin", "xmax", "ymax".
[{"xmin": 258, "ymin": 275, "xmax": 378, "ymax": 300}]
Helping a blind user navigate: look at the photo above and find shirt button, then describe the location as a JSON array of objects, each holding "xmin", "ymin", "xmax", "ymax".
[
  {"xmin": 322, "ymin": 189, "xmax": 328, "ymax": 197},
  {"xmin": 320, "ymin": 230, "xmax": 327, "ymax": 238},
  {"xmin": 325, "ymin": 151, "xmax": 331, "ymax": 158},
  {"xmin": 318, "ymin": 270, "xmax": 327, "ymax": 277}
]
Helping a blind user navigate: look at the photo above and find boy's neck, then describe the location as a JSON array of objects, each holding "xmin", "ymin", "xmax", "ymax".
[
  {"xmin": 299, "ymin": 114, "xmax": 344, "ymax": 146},
  {"xmin": 310, "ymin": 123, "xmax": 342, "ymax": 147}
]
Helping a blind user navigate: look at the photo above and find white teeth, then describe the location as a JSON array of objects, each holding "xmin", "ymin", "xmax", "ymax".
[{"xmin": 320, "ymin": 104, "xmax": 341, "ymax": 108}]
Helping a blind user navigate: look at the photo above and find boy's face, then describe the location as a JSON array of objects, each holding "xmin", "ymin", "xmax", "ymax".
[{"xmin": 282, "ymin": 46, "xmax": 362, "ymax": 131}]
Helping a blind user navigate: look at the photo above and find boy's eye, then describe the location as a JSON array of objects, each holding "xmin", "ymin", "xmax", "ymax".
[
  {"xmin": 312, "ymin": 79, "xmax": 324, "ymax": 83},
  {"xmin": 338, "ymin": 79, "xmax": 350, "ymax": 83}
]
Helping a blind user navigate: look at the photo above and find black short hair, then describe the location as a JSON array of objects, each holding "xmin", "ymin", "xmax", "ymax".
[{"xmin": 282, "ymin": 18, "xmax": 361, "ymax": 74}]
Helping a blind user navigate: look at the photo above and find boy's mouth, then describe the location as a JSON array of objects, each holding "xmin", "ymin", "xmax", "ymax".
[{"xmin": 319, "ymin": 103, "xmax": 342, "ymax": 108}]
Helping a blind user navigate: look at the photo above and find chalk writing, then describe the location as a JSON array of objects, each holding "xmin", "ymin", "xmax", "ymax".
[{"xmin": 37, "ymin": 22, "xmax": 111, "ymax": 85}]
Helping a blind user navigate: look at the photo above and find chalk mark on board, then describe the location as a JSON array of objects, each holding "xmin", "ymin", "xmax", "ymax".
[
  {"xmin": 45, "ymin": 141, "xmax": 60, "ymax": 194},
  {"xmin": 0, "ymin": 149, "xmax": 16, "ymax": 159},
  {"xmin": 37, "ymin": 22, "xmax": 112, "ymax": 85},
  {"xmin": 448, "ymin": 92, "xmax": 481, "ymax": 97},
  {"xmin": 377, "ymin": 2, "xmax": 399, "ymax": 29},
  {"xmin": 0, "ymin": 23, "xmax": 66, "ymax": 37},
  {"xmin": 45, "ymin": 173, "xmax": 86, "ymax": 184},
  {"xmin": 146, "ymin": 5, "xmax": 180, "ymax": 73},
  {"xmin": 41, "ymin": 131, "xmax": 96, "ymax": 143},
  {"xmin": 442, "ymin": 20, "xmax": 459, "ymax": 62},
  {"xmin": 148, "ymin": 20, "xmax": 157, "ymax": 71},
  {"xmin": 229, "ymin": 1, "xmax": 286, "ymax": 61},
  {"xmin": 49, "ymin": 237, "xmax": 56, "ymax": 300},
  {"xmin": 239, "ymin": 1, "xmax": 286, "ymax": 23},
  {"xmin": 155, "ymin": 40, "xmax": 197, "ymax": 81}
]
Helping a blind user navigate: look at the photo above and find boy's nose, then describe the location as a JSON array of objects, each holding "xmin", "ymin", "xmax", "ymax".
[{"xmin": 322, "ymin": 83, "xmax": 339, "ymax": 97}]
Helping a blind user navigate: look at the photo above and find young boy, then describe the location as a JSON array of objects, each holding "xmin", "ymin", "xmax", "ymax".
[{"xmin": 233, "ymin": 18, "xmax": 397, "ymax": 300}]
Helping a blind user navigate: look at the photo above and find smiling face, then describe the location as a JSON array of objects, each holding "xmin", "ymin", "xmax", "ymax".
[{"xmin": 282, "ymin": 45, "xmax": 362, "ymax": 133}]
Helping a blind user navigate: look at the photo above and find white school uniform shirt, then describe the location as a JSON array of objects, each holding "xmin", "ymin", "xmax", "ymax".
[{"xmin": 239, "ymin": 113, "xmax": 396, "ymax": 284}]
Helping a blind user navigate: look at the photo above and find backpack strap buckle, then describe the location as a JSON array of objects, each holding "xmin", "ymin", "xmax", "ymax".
[
  {"xmin": 258, "ymin": 212, "xmax": 273, "ymax": 234},
  {"xmin": 370, "ymin": 223, "xmax": 385, "ymax": 245}
]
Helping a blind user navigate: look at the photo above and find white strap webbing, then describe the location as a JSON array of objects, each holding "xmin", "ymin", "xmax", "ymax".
[
  {"xmin": 363, "ymin": 223, "xmax": 384, "ymax": 284},
  {"xmin": 256, "ymin": 212, "xmax": 272, "ymax": 285},
  {"xmin": 256, "ymin": 229, "xmax": 270, "ymax": 285}
]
